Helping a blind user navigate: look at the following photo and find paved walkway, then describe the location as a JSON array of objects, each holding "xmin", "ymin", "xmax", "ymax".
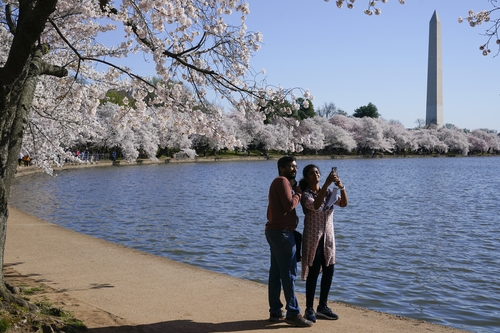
[{"xmin": 5, "ymin": 206, "xmax": 468, "ymax": 332}]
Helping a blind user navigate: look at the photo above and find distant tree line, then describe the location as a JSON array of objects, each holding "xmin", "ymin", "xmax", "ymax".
[{"xmin": 22, "ymin": 96, "xmax": 497, "ymax": 162}]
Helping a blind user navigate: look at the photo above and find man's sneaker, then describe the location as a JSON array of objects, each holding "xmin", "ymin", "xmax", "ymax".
[
  {"xmin": 316, "ymin": 306, "xmax": 339, "ymax": 320},
  {"xmin": 304, "ymin": 307, "xmax": 317, "ymax": 323},
  {"xmin": 285, "ymin": 314, "xmax": 313, "ymax": 327},
  {"xmin": 269, "ymin": 310, "xmax": 285, "ymax": 322}
]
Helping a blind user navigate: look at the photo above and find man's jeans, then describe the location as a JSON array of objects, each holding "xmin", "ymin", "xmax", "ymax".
[{"xmin": 265, "ymin": 229, "xmax": 300, "ymax": 317}]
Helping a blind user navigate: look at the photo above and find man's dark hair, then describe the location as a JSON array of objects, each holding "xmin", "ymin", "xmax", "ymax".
[{"xmin": 277, "ymin": 156, "xmax": 296, "ymax": 173}]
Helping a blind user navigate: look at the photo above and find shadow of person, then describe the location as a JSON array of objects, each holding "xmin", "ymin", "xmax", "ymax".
[{"xmin": 86, "ymin": 319, "xmax": 287, "ymax": 333}]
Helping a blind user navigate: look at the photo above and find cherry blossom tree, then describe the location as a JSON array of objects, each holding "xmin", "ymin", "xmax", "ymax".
[
  {"xmin": 218, "ymin": 113, "xmax": 245, "ymax": 150},
  {"xmin": 255, "ymin": 117, "xmax": 302, "ymax": 153},
  {"xmin": 227, "ymin": 107, "xmax": 265, "ymax": 150},
  {"xmin": 467, "ymin": 129, "xmax": 500, "ymax": 153},
  {"xmin": 254, "ymin": 124, "xmax": 282, "ymax": 152},
  {"xmin": 299, "ymin": 115, "xmax": 356, "ymax": 152},
  {"xmin": 297, "ymin": 117, "xmax": 326, "ymax": 153},
  {"xmin": 467, "ymin": 133, "xmax": 490, "ymax": 153},
  {"xmin": 413, "ymin": 128, "xmax": 447, "ymax": 154},
  {"xmin": 386, "ymin": 120, "xmax": 418, "ymax": 152},
  {"xmin": 93, "ymin": 103, "xmax": 161, "ymax": 160},
  {"xmin": 158, "ymin": 110, "xmax": 196, "ymax": 153},
  {"xmin": 330, "ymin": 114, "xmax": 359, "ymax": 132},
  {"xmin": 324, "ymin": 123, "xmax": 357, "ymax": 152},
  {"xmin": 437, "ymin": 127, "xmax": 469, "ymax": 155},
  {"xmin": 353, "ymin": 117, "xmax": 394, "ymax": 152},
  {"xmin": 189, "ymin": 109, "xmax": 244, "ymax": 157}
]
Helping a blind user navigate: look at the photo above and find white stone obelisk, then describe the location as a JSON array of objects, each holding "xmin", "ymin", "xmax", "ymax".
[{"xmin": 426, "ymin": 10, "xmax": 443, "ymax": 127}]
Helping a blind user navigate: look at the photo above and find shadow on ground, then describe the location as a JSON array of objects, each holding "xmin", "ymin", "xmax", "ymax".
[{"xmin": 86, "ymin": 319, "xmax": 288, "ymax": 333}]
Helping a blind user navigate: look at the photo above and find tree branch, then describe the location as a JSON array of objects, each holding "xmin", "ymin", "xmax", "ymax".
[
  {"xmin": 124, "ymin": 18, "xmax": 216, "ymax": 76},
  {"xmin": 5, "ymin": 4, "xmax": 16, "ymax": 35},
  {"xmin": 98, "ymin": 0, "xmax": 118, "ymax": 15},
  {"xmin": 47, "ymin": 18, "xmax": 153, "ymax": 88},
  {"xmin": 40, "ymin": 63, "xmax": 68, "ymax": 77},
  {"xmin": 0, "ymin": 0, "xmax": 58, "ymax": 85}
]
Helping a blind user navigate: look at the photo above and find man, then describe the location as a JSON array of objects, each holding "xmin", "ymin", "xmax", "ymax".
[{"xmin": 265, "ymin": 156, "xmax": 313, "ymax": 327}]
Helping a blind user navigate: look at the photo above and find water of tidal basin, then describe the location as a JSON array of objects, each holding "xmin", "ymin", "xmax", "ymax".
[{"xmin": 9, "ymin": 156, "xmax": 500, "ymax": 333}]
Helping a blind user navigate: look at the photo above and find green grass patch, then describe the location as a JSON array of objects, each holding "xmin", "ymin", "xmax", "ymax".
[
  {"xmin": 20, "ymin": 285, "xmax": 45, "ymax": 295},
  {"xmin": 0, "ymin": 317, "xmax": 11, "ymax": 333}
]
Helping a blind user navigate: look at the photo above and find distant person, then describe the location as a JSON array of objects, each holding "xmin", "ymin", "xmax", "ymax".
[
  {"xmin": 18, "ymin": 152, "xmax": 23, "ymax": 166},
  {"xmin": 22, "ymin": 153, "xmax": 30, "ymax": 167},
  {"xmin": 112, "ymin": 150, "xmax": 117, "ymax": 162},
  {"xmin": 265, "ymin": 156, "xmax": 313, "ymax": 327},
  {"xmin": 298, "ymin": 164, "xmax": 348, "ymax": 323}
]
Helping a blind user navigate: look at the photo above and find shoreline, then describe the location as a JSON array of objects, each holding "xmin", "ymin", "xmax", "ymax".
[
  {"xmin": 14, "ymin": 152, "xmax": 496, "ymax": 178},
  {"xmin": 5, "ymin": 206, "xmax": 469, "ymax": 332}
]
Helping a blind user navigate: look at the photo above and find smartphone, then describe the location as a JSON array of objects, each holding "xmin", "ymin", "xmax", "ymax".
[{"xmin": 331, "ymin": 167, "xmax": 337, "ymax": 175}]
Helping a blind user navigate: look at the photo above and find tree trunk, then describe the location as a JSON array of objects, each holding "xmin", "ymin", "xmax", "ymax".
[
  {"xmin": 0, "ymin": 47, "xmax": 54, "ymax": 300},
  {"xmin": 0, "ymin": 0, "xmax": 60, "ymax": 303}
]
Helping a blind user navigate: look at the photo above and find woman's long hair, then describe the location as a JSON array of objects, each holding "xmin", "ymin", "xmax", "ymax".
[{"xmin": 299, "ymin": 164, "xmax": 319, "ymax": 192}]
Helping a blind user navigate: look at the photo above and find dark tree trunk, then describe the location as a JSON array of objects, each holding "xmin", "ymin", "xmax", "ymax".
[
  {"xmin": 0, "ymin": 49, "xmax": 44, "ymax": 300},
  {"xmin": 0, "ymin": 0, "xmax": 61, "ymax": 301}
]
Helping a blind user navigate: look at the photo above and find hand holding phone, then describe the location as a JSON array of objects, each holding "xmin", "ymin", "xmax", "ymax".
[{"xmin": 331, "ymin": 167, "xmax": 341, "ymax": 187}]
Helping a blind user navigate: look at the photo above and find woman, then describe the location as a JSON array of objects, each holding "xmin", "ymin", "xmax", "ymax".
[{"xmin": 298, "ymin": 164, "xmax": 348, "ymax": 322}]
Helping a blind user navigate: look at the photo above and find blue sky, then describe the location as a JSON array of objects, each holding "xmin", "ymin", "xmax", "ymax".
[
  {"xmin": 241, "ymin": 0, "xmax": 500, "ymax": 131},
  {"xmin": 101, "ymin": 1, "xmax": 500, "ymax": 131}
]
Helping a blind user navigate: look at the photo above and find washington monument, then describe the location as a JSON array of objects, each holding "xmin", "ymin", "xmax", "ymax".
[{"xmin": 426, "ymin": 10, "xmax": 443, "ymax": 127}]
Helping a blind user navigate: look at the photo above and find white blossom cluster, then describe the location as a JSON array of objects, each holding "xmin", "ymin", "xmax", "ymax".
[
  {"xmin": 325, "ymin": 0, "xmax": 405, "ymax": 16},
  {"xmin": 458, "ymin": 9, "xmax": 491, "ymax": 27},
  {"xmin": 458, "ymin": 5, "xmax": 500, "ymax": 56}
]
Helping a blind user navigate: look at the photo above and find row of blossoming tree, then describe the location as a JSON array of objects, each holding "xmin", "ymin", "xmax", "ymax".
[{"xmin": 31, "ymin": 99, "xmax": 498, "ymax": 162}]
